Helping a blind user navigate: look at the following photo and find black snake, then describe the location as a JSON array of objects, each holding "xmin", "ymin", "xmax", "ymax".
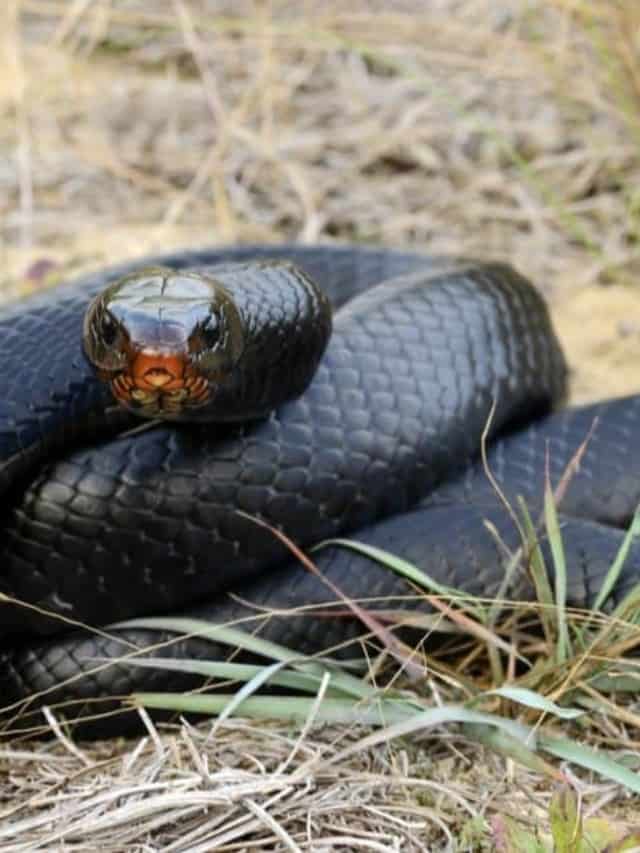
[{"xmin": 1, "ymin": 245, "xmax": 639, "ymax": 739}]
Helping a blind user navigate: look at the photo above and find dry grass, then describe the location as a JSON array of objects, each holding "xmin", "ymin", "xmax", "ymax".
[
  {"xmin": 2, "ymin": 0, "xmax": 640, "ymax": 400},
  {"xmin": 1, "ymin": 712, "xmax": 638, "ymax": 851},
  {"xmin": 3, "ymin": 718, "xmax": 482, "ymax": 850},
  {"xmin": 2, "ymin": 0, "xmax": 640, "ymax": 849}
]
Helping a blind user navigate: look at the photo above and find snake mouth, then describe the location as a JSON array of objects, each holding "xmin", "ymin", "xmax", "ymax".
[
  {"xmin": 142, "ymin": 366, "xmax": 176, "ymax": 388},
  {"xmin": 109, "ymin": 350, "xmax": 211, "ymax": 413},
  {"xmin": 130, "ymin": 351, "xmax": 187, "ymax": 392}
]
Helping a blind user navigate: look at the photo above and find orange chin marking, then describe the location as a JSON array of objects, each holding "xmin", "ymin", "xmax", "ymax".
[
  {"xmin": 110, "ymin": 353, "xmax": 210, "ymax": 410},
  {"xmin": 130, "ymin": 351, "xmax": 187, "ymax": 392}
]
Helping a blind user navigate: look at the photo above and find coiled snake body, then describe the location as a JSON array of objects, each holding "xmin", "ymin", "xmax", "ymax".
[{"xmin": 1, "ymin": 245, "xmax": 639, "ymax": 738}]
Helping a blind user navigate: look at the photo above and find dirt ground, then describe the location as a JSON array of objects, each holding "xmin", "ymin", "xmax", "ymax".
[{"xmin": 2, "ymin": 1, "xmax": 640, "ymax": 849}]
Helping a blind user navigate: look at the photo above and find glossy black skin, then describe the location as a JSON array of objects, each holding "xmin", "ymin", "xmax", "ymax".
[{"xmin": 0, "ymin": 245, "xmax": 637, "ymax": 739}]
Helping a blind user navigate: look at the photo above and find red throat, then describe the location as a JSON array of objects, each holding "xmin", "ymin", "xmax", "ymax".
[{"xmin": 130, "ymin": 351, "xmax": 187, "ymax": 392}]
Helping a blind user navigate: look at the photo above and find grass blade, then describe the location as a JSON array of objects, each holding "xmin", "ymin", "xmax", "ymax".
[
  {"xmin": 465, "ymin": 723, "xmax": 564, "ymax": 781},
  {"xmin": 112, "ymin": 617, "xmax": 383, "ymax": 701},
  {"xmin": 518, "ymin": 496, "xmax": 556, "ymax": 645},
  {"xmin": 314, "ymin": 538, "xmax": 462, "ymax": 597},
  {"xmin": 315, "ymin": 538, "xmax": 486, "ymax": 620},
  {"xmin": 132, "ymin": 693, "xmax": 418, "ymax": 727},
  {"xmin": 540, "ymin": 733, "xmax": 640, "ymax": 795},
  {"xmin": 120, "ymin": 656, "xmax": 349, "ymax": 695},
  {"xmin": 543, "ymin": 475, "xmax": 571, "ymax": 662},
  {"xmin": 486, "ymin": 686, "xmax": 583, "ymax": 720},
  {"xmin": 592, "ymin": 504, "xmax": 640, "ymax": 612},
  {"xmin": 325, "ymin": 705, "xmax": 536, "ymax": 765}
]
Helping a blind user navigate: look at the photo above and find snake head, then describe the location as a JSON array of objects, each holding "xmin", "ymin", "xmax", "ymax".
[{"xmin": 82, "ymin": 267, "xmax": 245, "ymax": 420}]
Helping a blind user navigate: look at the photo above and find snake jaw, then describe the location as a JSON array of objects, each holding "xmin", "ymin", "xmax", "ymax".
[
  {"xmin": 183, "ymin": 374, "xmax": 211, "ymax": 404},
  {"xmin": 110, "ymin": 372, "xmax": 135, "ymax": 405},
  {"xmin": 108, "ymin": 350, "xmax": 213, "ymax": 415}
]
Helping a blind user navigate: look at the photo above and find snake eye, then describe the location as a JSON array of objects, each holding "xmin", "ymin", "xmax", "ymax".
[{"xmin": 100, "ymin": 311, "xmax": 120, "ymax": 347}]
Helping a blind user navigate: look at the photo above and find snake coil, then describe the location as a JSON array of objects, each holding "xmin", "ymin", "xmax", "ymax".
[{"xmin": 0, "ymin": 245, "xmax": 639, "ymax": 739}]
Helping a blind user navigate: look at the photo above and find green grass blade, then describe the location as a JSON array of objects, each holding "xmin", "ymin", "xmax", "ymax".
[
  {"xmin": 543, "ymin": 482, "xmax": 571, "ymax": 662},
  {"xmin": 132, "ymin": 693, "xmax": 418, "ymax": 726},
  {"xmin": 588, "ymin": 661, "xmax": 640, "ymax": 693},
  {"xmin": 486, "ymin": 686, "xmax": 583, "ymax": 720},
  {"xmin": 592, "ymin": 505, "xmax": 640, "ymax": 612},
  {"xmin": 315, "ymin": 538, "xmax": 486, "ymax": 620},
  {"xmin": 113, "ymin": 617, "xmax": 304, "ymax": 661},
  {"xmin": 120, "ymin": 656, "xmax": 349, "ymax": 696},
  {"xmin": 540, "ymin": 733, "xmax": 640, "ymax": 795},
  {"xmin": 611, "ymin": 583, "xmax": 640, "ymax": 623},
  {"xmin": 549, "ymin": 786, "xmax": 581, "ymax": 853},
  {"xmin": 112, "ymin": 617, "xmax": 381, "ymax": 701},
  {"xmin": 214, "ymin": 660, "xmax": 297, "ymax": 725},
  {"xmin": 464, "ymin": 723, "xmax": 563, "ymax": 780},
  {"xmin": 314, "ymin": 539, "xmax": 462, "ymax": 597},
  {"xmin": 518, "ymin": 496, "xmax": 556, "ymax": 644},
  {"xmin": 327, "ymin": 705, "xmax": 536, "ymax": 764}
]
